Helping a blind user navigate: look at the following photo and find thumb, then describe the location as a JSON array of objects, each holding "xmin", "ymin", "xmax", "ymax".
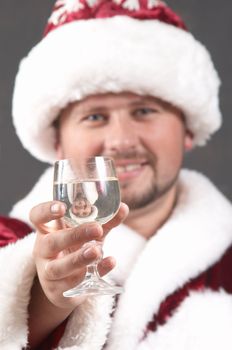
[{"xmin": 30, "ymin": 201, "xmax": 67, "ymax": 234}]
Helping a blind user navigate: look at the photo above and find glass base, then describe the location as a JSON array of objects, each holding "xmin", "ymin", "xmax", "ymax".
[{"xmin": 63, "ymin": 277, "xmax": 124, "ymax": 297}]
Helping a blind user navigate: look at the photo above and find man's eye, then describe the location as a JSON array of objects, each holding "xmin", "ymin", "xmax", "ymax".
[
  {"xmin": 133, "ymin": 107, "xmax": 156, "ymax": 117},
  {"xmin": 85, "ymin": 114, "xmax": 105, "ymax": 122}
]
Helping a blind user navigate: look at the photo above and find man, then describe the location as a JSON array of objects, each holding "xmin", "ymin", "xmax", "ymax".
[{"xmin": 1, "ymin": 0, "xmax": 232, "ymax": 349}]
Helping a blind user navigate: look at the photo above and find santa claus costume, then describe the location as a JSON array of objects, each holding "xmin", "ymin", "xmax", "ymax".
[{"xmin": 1, "ymin": 0, "xmax": 232, "ymax": 349}]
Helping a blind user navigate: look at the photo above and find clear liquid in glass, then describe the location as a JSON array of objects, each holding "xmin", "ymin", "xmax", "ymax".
[{"xmin": 54, "ymin": 177, "xmax": 120, "ymax": 227}]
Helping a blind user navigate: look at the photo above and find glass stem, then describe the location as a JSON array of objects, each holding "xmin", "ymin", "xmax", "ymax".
[
  {"xmin": 83, "ymin": 239, "xmax": 103, "ymax": 280},
  {"xmin": 86, "ymin": 262, "xmax": 101, "ymax": 280}
]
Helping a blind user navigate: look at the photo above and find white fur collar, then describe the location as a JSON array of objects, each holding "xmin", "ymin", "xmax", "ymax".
[
  {"xmin": 10, "ymin": 167, "xmax": 54, "ymax": 225},
  {"xmin": 138, "ymin": 289, "xmax": 232, "ymax": 350}
]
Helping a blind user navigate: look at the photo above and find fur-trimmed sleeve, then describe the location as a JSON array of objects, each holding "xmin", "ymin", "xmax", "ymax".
[
  {"xmin": 0, "ymin": 216, "xmax": 32, "ymax": 247},
  {"xmin": 0, "ymin": 231, "xmax": 36, "ymax": 349}
]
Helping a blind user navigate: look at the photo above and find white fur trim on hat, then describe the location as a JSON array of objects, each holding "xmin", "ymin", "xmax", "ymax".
[{"xmin": 12, "ymin": 16, "xmax": 221, "ymax": 163}]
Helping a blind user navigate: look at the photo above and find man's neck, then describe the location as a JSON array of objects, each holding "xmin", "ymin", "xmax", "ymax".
[{"xmin": 124, "ymin": 185, "xmax": 178, "ymax": 239}]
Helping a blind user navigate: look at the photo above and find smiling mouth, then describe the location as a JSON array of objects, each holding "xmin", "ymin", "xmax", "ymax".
[
  {"xmin": 115, "ymin": 161, "xmax": 148, "ymax": 181},
  {"xmin": 116, "ymin": 163, "xmax": 143, "ymax": 173}
]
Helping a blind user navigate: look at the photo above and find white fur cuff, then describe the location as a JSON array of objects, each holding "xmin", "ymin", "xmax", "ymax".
[{"xmin": 0, "ymin": 233, "xmax": 36, "ymax": 349}]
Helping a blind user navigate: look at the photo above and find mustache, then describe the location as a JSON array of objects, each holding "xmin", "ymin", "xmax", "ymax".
[
  {"xmin": 105, "ymin": 150, "xmax": 144, "ymax": 159},
  {"xmin": 104, "ymin": 150, "xmax": 157, "ymax": 164}
]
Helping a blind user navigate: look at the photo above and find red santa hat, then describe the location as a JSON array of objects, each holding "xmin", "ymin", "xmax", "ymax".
[{"xmin": 12, "ymin": 0, "xmax": 221, "ymax": 163}]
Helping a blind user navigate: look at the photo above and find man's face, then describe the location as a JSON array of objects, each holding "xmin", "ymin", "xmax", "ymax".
[{"xmin": 56, "ymin": 92, "xmax": 192, "ymax": 210}]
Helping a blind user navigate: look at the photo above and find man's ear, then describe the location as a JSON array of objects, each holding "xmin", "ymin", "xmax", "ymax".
[
  {"xmin": 56, "ymin": 144, "xmax": 64, "ymax": 160},
  {"xmin": 184, "ymin": 130, "xmax": 194, "ymax": 151},
  {"xmin": 54, "ymin": 128, "xmax": 64, "ymax": 160}
]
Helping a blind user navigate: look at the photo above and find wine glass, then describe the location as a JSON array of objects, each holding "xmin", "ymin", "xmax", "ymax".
[{"xmin": 53, "ymin": 156, "xmax": 123, "ymax": 297}]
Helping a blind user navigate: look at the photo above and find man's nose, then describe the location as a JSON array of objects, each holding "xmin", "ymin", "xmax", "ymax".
[{"xmin": 104, "ymin": 117, "xmax": 138, "ymax": 153}]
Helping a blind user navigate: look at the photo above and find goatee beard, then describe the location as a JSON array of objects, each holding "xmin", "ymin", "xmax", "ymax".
[
  {"xmin": 121, "ymin": 171, "xmax": 179, "ymax": 210},
  {"xmin": 105, "ymin": 150, "xmax": 179, "ymax": 210}
]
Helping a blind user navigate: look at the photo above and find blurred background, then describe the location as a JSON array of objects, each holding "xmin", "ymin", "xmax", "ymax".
[{"xmin": 0, "ymin": 0, "xmax": 231, "ymax": 214}]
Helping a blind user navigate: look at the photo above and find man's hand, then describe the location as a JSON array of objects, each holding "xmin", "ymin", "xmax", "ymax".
[{"xmin": 30, "ymin": 201, "xmax": 128, "ymax": 309}]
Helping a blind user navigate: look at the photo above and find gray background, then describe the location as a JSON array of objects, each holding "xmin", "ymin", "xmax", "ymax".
[{"xmin": 0, "ymin": 1, "xmax": 231, "ymax": 215}]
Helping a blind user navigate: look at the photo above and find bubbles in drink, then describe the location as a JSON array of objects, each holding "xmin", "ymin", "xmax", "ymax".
[{"xmin": 54, "ymin": 178, "xmax": 120, "ymax": 226}]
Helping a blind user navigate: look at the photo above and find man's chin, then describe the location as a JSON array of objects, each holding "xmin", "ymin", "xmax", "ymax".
[
  {"xmin": 121, "ymin": 180, "xmax": 177, "ymax": 210},
  {"xmin": 121, "ymin": 189, "xmax": 157, "ymax": 210}
]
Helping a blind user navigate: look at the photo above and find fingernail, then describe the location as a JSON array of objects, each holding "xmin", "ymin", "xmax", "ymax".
[
  {"xmin": 86, "ymin": 223, "xmax": 102, "ymax": 235},
  {"xmin": 83, "ymin": 247, "xmax": 96, "ymax": 259},
  {"xmin": 51, "ymin": 203, "xmax": 61, "ymax": 213}
]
